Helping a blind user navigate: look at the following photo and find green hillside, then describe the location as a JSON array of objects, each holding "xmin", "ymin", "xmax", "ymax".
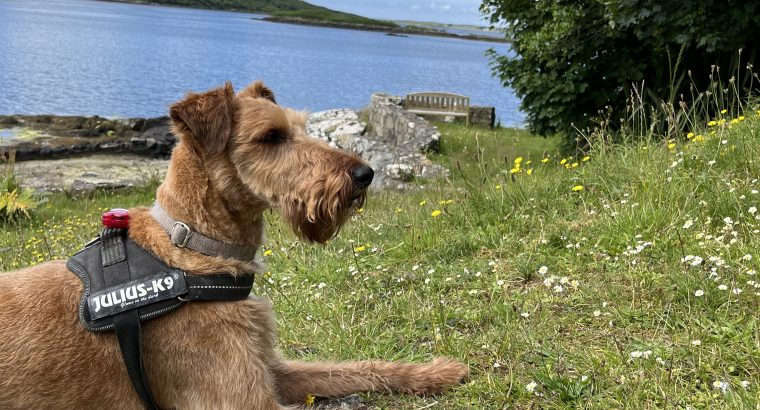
[{"xmin": 109, "ymin": 0, "xmax": 397, "ymax": 27}]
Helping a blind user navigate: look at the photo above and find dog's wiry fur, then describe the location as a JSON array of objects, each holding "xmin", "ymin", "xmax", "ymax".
[{"xmin": 0, "ymin": 81, "xmax": 468, "ymax": 409}]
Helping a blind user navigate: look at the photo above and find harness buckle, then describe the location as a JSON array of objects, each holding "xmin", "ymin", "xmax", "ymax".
[{"xmin": 170, "ymin": 222, "xmax": 192, "ymax": 248}]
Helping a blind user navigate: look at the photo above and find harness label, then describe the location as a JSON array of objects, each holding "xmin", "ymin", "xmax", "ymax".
[{"xmin": 87, "ymin": 270, "xmax": 187, "ymax": 320}]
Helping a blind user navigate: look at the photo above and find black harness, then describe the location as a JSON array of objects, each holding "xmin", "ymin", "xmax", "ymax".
[{"xmin": 68, "ymin": 227, "xmax": 254, "ymax": 409}]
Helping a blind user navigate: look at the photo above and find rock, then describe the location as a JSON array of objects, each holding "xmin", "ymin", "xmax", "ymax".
[
  {"xmin": 306, "ymin": 102, "xmax": 447, "ymax": 190},
  {"xmin": 13, "ymin": 154, "xmax": 169, "ymax": 193},
  {"xmin": 314, "ymin": 394, "xmax": 369, "ymax": 409}
]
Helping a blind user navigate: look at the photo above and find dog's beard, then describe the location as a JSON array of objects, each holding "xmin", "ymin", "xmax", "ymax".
[{"xmin": 282, "ymin": 186, "xmax": 366, "ymax": 244}]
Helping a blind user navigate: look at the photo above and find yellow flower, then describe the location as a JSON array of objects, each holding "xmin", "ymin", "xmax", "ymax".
[
  {"xmin": 571, "ymin": 162, "xmax": 579, "ymax": 168},
  {"xmin": 419, "ymin": 200, "xmax": 427, "ymax": 206},
  {"xmin": 687, "ymin": 132, "xmax": 695, "ymax": 139},
  {"xmin": 514, "ymin": 157, "xmax": 523, "ymax": 164},
  {"xmin": 354, "ymin": 245, "xmax": 366, "ymax": 253},
  {"xmin": 572, "ymin": 185, "xmax": 584, "ymax": 192},
  {"xmin": 668, "ymin": 142, "xmax": 676, "ymax": 150},
  {"xmin": 510, "ymin": 167, "xmax": 520, "ymax": 174},
  {"xmin": 263, "ymin": 249, "xmax": 273, "ymax": 256},
  {"xmin": 738, "ymin": 115, "xmax": 746, "ymax": 121},
  {"xmin": 541, "ymin": 157, "xmax": 549, "ymax": 163},
  {"xmin": 356, "ymin": 207, "xmax": 364, "ymax": 214},
  {"xmin": 560, "ymin": 159, "xmax": 568, "ymax": 165},
  {"xmin": 495, "ymin": 184, "xmax": 502, "ymax": 190},
  {"xmin": 526, "ymin": 168, "xmax": 533, "ymax": 175},
  {"xmin": 395, "ymin": 207, "xmax": 402, "ymax": 213},
  {"xmin": 438, "ymin": 199, "xmax": 453, "ymax": 205},
  {"xmin": 720, "ymin": 109, "xmax": 727, "ymax": 114},
  {"xmin": 582, "ymin": 156, "xmax": 590, "ymax": 162},
  {"xmin": 431, "ymin": 210, "xmax": 442, "ymax": 218},
  {"xmin": 707, "ymin": 120, "xmax": 717, "ymax": 127},
  {"xmin": 730, "ymin": 118, "xmax": 739, "ymax": 124},
  {"xmin": 305, "ymin": 394, "xmax": 315, "ymax": 406},
  {"xmin": 693, "ymin": 134, "xmax": 705, "ymax": 142},
  {"xmin": 525, "ymin": 160, "xmax": 532, "ymax": 165}
]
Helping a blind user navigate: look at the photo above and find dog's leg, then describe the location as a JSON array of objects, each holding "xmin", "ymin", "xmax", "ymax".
[{"xmin": 271, "ymin": 357, "xmax": 469, "ymax": 404}]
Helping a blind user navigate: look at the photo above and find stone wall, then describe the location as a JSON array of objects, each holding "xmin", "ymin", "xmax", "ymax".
[{"xmin": 367, "ymin": 93, "xmax": 441, "ymax": 153}]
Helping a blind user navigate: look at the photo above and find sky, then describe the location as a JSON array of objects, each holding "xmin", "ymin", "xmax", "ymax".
[{"xmin": 306, "ymin": 0, "xmax": 486, "ymax": 26}]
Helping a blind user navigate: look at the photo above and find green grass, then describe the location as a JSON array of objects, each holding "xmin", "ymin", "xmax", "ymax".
[{"xmin": 3, "ymin": 110, "xmax": 760, "ymax": 408}]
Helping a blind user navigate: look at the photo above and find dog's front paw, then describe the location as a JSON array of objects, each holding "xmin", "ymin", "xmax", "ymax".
[{"xmin": 407, "ymin": 357, "xmax": 469, "ymax": 395}]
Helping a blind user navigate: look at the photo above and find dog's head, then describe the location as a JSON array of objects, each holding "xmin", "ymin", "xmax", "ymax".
[{"xmin": 168, "ymin": 81, "xmax": 372, "ymax": 244}]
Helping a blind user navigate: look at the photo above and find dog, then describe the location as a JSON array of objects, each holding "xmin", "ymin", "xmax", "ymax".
[{"xmin": 0, "ymin": 81, "xmax": 468, "ymax": 409}]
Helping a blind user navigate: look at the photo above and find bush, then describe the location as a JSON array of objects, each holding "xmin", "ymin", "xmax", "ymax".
[
  {"xmin": 481, "ymin": 0, "xmax": 760, "ymax": 149},
  {"xmin": 1, "ymin": 153, "xmax": 37, "ymax": 221}
]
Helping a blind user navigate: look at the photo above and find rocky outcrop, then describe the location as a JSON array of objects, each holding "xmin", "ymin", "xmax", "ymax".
[
  {"xmin": 13, "ymin": 154, "xmax": 169, "ymax": 193},
  {"xmin": 5, "ymin": 99, "xmax": 448, "ymax": 192},
  {"xmin": 307, "ymin": 107, "xmax": 446, "ymax": 189},
  {"xmin": 0, "ymin": 115, "xmax": 174, "ymax": 160}
]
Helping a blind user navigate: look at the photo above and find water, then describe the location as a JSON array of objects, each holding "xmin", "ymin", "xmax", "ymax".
[{"xmin": 0, "ymin": 0, "xmax": 522, "ymax": 126}]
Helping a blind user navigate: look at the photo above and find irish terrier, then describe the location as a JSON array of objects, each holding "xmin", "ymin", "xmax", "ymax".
[{"xmin": 0, "ymin": 81, "xmax": 468, "ymax": 409}]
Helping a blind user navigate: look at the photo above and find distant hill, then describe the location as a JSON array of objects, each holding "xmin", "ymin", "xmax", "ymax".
[{"xmin": 104, "ymin": 0, "xmax": 397, "ymax": 28}]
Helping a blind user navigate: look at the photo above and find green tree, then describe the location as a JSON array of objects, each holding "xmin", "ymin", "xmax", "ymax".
[{"xmin": 481, "ymin": 0, "xmax": 760, "ymax": 146}]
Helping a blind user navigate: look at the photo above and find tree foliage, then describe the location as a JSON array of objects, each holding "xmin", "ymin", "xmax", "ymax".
[{"xmin": 481, "ymin": 0, "xmax": 760, "ymax": 142}]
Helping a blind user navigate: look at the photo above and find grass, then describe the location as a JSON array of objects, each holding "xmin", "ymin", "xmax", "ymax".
[{"xmin": 2, "ymin": 109, "xmax": 760, "ymax": 408}]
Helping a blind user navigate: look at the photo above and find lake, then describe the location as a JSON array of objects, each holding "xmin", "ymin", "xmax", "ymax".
[{"xmin": 0, "ymin": 0, "xmax": 522, "ymax": 126}]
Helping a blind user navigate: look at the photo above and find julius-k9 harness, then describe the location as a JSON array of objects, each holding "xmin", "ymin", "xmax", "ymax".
[{"xmin": 67, "ymin": 207, "xmax": 256, "ymax": 410}]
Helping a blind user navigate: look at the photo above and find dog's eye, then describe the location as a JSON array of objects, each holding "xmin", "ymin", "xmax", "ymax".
[{"xmin": 260, "ymin": 129, "xmax": 285, "ymax": 144}]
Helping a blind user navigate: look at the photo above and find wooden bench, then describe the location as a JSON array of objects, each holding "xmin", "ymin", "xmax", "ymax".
[{"xmin": 404, "ymin": 92, "xmax": 470, "ymax": 126}]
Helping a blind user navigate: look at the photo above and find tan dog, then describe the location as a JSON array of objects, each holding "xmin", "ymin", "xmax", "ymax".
[{"xmin": 0, "ymin": 81, "xmax": 468, "ymax": 409}]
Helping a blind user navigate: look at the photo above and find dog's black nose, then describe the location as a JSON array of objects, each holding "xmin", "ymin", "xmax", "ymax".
[{"xmin": 351, "ymin": 165, "xmax": 374, "ymax": 187}]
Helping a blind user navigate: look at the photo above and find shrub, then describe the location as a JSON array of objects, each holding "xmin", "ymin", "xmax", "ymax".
[
  {"xmin": 1, "ymin": 153, "xmax": 37, "ymax": 221},
  {"xmin": 481, "ymin": 0, "xmax": 760, "ymax": 149}
]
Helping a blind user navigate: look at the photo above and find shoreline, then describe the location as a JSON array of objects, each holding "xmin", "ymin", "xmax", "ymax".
[{"xmin": 261, "ymin": 16, "xmax": 510, "ymax": 44}]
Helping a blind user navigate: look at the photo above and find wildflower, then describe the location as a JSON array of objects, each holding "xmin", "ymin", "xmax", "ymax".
[
  {"xmin": 630, "ymin": 350, "xmax": 652, "ymax": 360},
  {"xmin": 687, "ymin": 132, "xmax": 695, "ymax": 139},
  {"xmin": 718, "ymin": 284, "xmax": 728, "ymax": 291},
  {"xmin": 496, "ymin": 279, "xmax": 505, "ymax": 286},
  {"xmin": 317, "ymin": 282, "xmax": 326, "ymax": 289},
  {"xmin": 354, "ymin": 245, "xmax": 366, "ymax": 253},
  {"xmin": 582, "ymin": 156, "xmax": 590, "ymax": 162},
  {"xmin": 720, "ymin": 109, "xmax": 728, "ymax": 114},
  {"xmin": 510, "ymin": 167, "xmax": 520, "ymax": 174},
  {"xmin": 713, "ymin": 380, "xmax": 729, "ymax": 393},
  {"xmin": 732, "ymin": 288, "xmax": 742, "ymax": 295},
  {"xmin": 691, "ymin": 339, "xmax": 702, "ymax": 346},
  {"xmin": 572, "ymin": 185, "xmax": 584, "ymax": 192},
  {"xmin": 520, "ymin": 312, "xmax": 530, "ymax": 318},
  {"xmin": 593, "ymin": 310, "xmax": 601, "ymax": 317},
  {"xmin": 541, "ymin": 157, "xmax": 549, "ymax": 163},
  {"xmin": 723, "ymin": 217, "xmax": 734, "ymax": 225},
  {"xmin": 741, "ymin": 254, "xmax": 752, "ymax": 261},
  {"xmin": 538, "ymin": 266, "xmax": 548, "ymax": 275},
  {"xmin": 560, "ymin": 159, "xmax": 568, "ymax": 165},
  {"xmin": 431, "ymin": 210, "xmax": 442, "ymax": 218},
  {"xmin": 668, "ymin": 142, "xmax": 676, "ymax": 150},
  {"xmin": 525, "ymin": 381, "xmax": 538, "ymax": 393},
  {"xmin": 438, "ymin": 199, "xmax": 453, "ymax": 206},
  {"xmin": 683, "ymin": 219, "xmax": 694, "ymax": 229},
  {"xmin": 419, "ymin": 200, "xmax": 427, "ymax": 206},
  {"xmin": 741, "ymin": 380, "xmax": 750, "ymax": 389},
  {"xmin": 263, "ymin": 249, "xmax": 273, "ymax": 256},
  {"xmin": 707, "ymin": 120, "xmax": 717, "ymax": 127},
  {"xmin": 514, "ymin": 157, "xmax": 523, "ymax": 164},
  {"xmin": 694, "ymin": 289, "xmax": 704, "ymax": 297},
  {"xmin": 395, "ymin": 207, "xmax": 402, "ymax": 213},
  {"xmin": 693, "ymin": 134, "xmax": 705, "ymax": 142},
  {"xmin": 305, "ymin": 394, "xmax": 315, "ymax": 406},
  {"xmin": 553, "ymin": 285, "xmax": 564, "ymax": 293},
  {"xmin": 749, "ymin": 206, "xmax": 757, "ymax": 215},
  {"xmin": 526, "ymin": 168, "xmax": 533, "ymax": 175},
  {"xmin": 495, "ymin": 184, "xmax": 502, "ymax": 190}
]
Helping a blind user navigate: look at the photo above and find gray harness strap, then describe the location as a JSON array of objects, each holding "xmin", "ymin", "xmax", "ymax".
[{"xmin": 150, "ymin": 204, "xmax": 257, "ymax": 261}]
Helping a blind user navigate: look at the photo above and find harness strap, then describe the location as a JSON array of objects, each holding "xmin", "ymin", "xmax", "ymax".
[{"xmin": 101, "ymin": 228, "xmax": 161, "ymax": 410}]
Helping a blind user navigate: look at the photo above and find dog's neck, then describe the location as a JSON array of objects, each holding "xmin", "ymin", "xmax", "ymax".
[
  {"xmin": 127, "ymin": 143, "xmax": 267, "ymax": 276},
  {"xmin": 156, "ymin": 143, "xmax": 267, "ymax": 248}
]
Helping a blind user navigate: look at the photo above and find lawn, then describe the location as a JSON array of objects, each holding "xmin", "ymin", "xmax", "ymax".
[{"xmin": 2, "ymin": 110, "xmax": 759, "ymax": 408}]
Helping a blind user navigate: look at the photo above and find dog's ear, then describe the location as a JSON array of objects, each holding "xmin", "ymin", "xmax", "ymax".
[
  {"xmin": 170, "ymin": 82, "xmax": 236, "ymax": 156},
  {"xmin": 236, "ymin": 80, "xmax": 276, "ymax": 103}
]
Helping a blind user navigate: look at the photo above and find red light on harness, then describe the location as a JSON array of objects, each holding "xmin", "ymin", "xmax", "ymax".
[{"xmin": 102, "ymin": 208, "xmax": 130, "ymax": 229}]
